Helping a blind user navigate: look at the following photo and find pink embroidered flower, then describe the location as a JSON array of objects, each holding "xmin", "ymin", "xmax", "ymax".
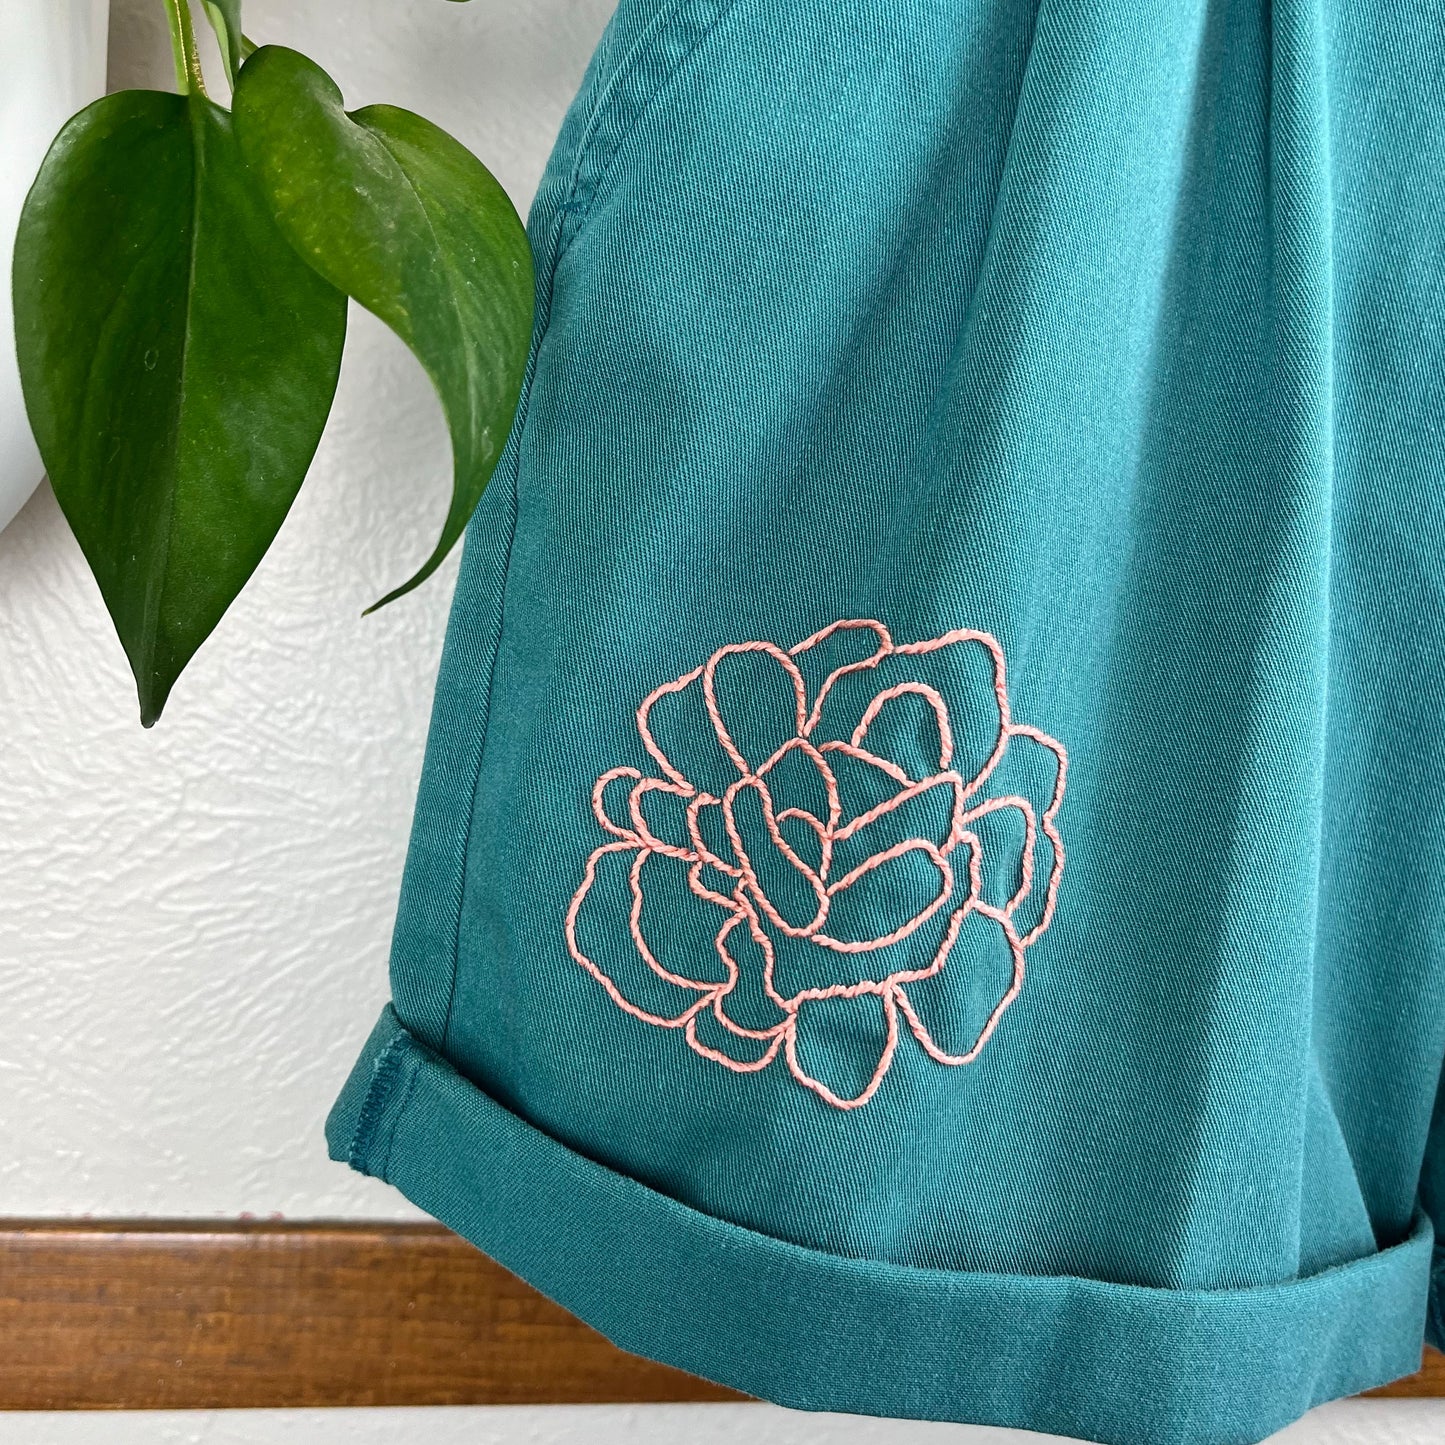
[{"xmin": 565, "ymin": 620, "xmax": 1067, "ymax": 1110}]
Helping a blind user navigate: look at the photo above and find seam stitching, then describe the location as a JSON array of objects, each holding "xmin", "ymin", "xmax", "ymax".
[
  {"xmin": 433, "ymin": 195, "xmax": 567, "ymax": 1057},
  {"xmin": 434, "ymin": 0, "xmax": 739, "ymax": 1055},
  {"xmin": 346, "ymin": 1032, "xmax": 412, "ymax": 1174},
  {"xmin": 379, "ymin": 1054, "xmax": 423, "ymax": 1185}
]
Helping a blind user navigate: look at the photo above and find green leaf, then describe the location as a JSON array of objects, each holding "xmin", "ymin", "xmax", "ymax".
[
  {"xmin": 202, "ymin": 0, "xmax": 245, "ymax": 89},
  {"xmin": 13, "ymin": 90, "xmax": 347, "ymax": 725},
  {"xmin": 232, "ymin": 46, "xmax": 533, "ymax": 612}
]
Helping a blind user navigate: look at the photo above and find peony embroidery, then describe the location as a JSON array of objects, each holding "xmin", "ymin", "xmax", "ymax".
[{"xmin": 564, "ymin": 619, "xmax": 1067, "ymax": 1110}]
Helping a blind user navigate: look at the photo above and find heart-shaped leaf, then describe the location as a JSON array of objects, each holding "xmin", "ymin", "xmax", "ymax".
[
  {"xmin": 232, "ymin": 46, "xmax": 534, "ymax": 612},
  {"xmin": 201, "ymin": 0, "xmax": 245, "ymax": 89},
  {"xmin": 13, "ymin": 90, "xmax": 347, "ymax": 724}
]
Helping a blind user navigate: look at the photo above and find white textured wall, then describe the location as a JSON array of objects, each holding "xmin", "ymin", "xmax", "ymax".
[{"xmin": 0, "ymin": 0, "xmax": 613, "ymax": 1218}]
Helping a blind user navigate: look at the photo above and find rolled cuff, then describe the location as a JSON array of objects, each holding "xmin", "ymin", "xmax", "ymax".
[{"xmin": 328, "ymin": 1005, "xmax": 1433, "ymax": 1445}]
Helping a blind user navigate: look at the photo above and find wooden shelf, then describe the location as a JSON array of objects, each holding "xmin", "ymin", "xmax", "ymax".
[
  {"xmin": 0, "ymin": 1219, "xmax": 1437, "ymax": 1410},
  {"xmin": 0, "ymin": 1220, "xmax": 740, "ymax": 1410}
]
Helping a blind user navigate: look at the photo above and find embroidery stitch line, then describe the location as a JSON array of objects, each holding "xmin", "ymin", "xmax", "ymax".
[{"xmin": 564, "ymin": 619, "xmax": 1068, "ymax": 1110}]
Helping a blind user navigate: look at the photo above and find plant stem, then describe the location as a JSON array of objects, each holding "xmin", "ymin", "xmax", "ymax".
[{"xmin": 162, "ymin": 0, "xmax": 208, "ymax": 96}]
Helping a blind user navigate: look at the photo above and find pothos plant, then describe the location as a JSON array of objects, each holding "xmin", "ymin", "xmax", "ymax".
[{"xmin": 12, "ymin": 0, "xmax": 533, "ymax": 725}]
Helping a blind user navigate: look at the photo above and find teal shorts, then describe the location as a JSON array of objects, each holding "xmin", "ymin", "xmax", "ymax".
[{"xmin": 330, "ymin": 3, "xmax": 1445, "ymax": 1441}]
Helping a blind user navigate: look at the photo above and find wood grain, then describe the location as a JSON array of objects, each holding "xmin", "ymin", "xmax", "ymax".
[
  {"xmin": 0, "ymin": 1220, "xmax": 743, "ymax": 1410},
  {"xmin": 0, "ymin": 1219, "xmax": 1437, "ymax": 1410}
]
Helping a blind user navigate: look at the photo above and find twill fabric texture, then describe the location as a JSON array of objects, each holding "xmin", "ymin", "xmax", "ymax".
[{"xmin": 328, "ymin": 3, "xmax": 1445, "ymax": 1443}]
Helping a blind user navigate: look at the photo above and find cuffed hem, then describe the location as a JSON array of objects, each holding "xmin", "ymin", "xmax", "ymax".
[
  {"xmin": 328, "ymin": 1005, "xmax": 1433, "ymax": 1445},
  {"xmin": 1428, "ymin": 1249, "xmax": 1445, "ymax": 1353}
]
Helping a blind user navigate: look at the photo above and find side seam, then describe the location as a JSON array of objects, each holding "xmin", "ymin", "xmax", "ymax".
[{"xmin": 430, "ymin": 0, "xmax": 745, "ymax": 1053}]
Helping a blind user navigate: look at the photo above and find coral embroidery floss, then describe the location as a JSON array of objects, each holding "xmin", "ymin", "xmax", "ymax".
[{"xmin": 563, "ymin": 620, "xmax": 1068, "ymax": 1110}]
